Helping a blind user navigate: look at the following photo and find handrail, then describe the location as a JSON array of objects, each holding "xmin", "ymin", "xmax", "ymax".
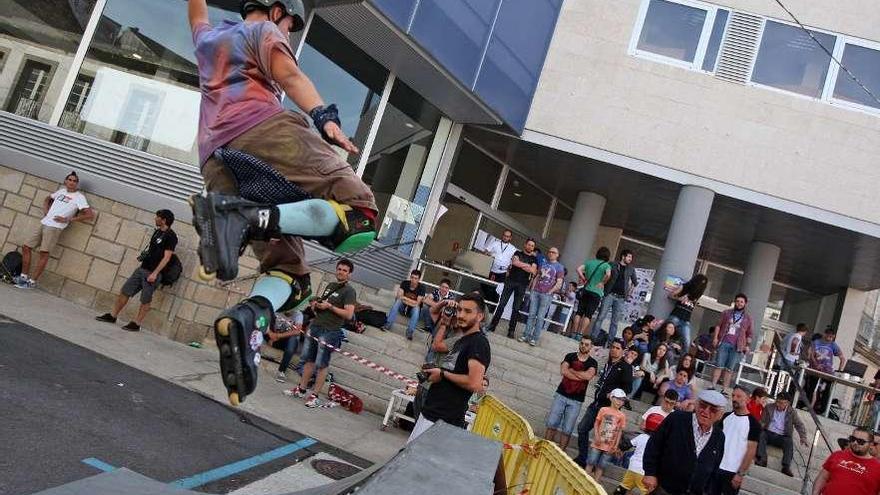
[{"xmin": 769, "ymin": 330, "xmax": 835, "ymax": 453}]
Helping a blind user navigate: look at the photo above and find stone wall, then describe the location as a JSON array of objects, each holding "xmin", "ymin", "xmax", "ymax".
[{"xmin": 0, "ymin": 166, "xmax": 366, "ymax": 344}]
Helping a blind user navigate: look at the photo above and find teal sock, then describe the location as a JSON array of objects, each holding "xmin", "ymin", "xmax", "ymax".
[
  {"xmin": 250, "ymin": 275, "xmax": 292, "ymax": 311},
  {"xmin": 277, "ymin": 199, "xmax": 339, "ymax": 237}
]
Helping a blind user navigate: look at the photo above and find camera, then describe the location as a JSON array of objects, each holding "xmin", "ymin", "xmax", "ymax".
[
  {"xmin": 442, "ymin": 300, "xmax": 458, "ymax": 317},
  {"xmin": 416, "ymin": 371, "xmax": 429, "ymax": 383}
]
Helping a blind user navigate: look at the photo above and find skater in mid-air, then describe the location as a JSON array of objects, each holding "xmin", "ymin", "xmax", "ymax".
[{"xmin": 187, "ymin": 0, "xmax": 378, "ymax": 405}]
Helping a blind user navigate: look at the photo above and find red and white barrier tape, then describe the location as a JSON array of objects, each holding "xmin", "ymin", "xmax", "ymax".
[{"xmin": 276, "ymin": 314, "xmax": 418, "ymax": 388}]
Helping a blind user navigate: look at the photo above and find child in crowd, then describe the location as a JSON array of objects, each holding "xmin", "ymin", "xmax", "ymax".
[
  {"xmin": 586, "ymin": 388, "xmax": 628, "ymax": 482},
  {"xmin": 612, "ymin": 412, "xmax": 667, "ymax": 494},
  {"xmin": 747, "ymin": 387, "xmax": 768, "ymax": 421}
]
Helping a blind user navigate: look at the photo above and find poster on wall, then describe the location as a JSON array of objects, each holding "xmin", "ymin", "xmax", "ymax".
[{"xmin": 623, "ymin": 268, "xmax": 655, "ymax": 324}]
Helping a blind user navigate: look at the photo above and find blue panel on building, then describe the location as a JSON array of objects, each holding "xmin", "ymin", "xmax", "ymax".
[
  {"xmin": 408, "ymin": 0, "xmax": 501, "ymax": 87},
  {"xmin": 371, "ymin": 0, "xmax": 418, "ymax": 30},
  {"xmin": 474, "ymin": 0, "xmax": 561, "ymax": 131}
]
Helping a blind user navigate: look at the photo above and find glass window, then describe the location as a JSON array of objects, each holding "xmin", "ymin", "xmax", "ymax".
[
  {"xmin": 546, "ymin": 204, "xmax": 572, "ymax": 250},
  {"xmin": 408, "ymin": 0, "xmax": 500, "ymax": 87},
  {"xmin": 450, "ymin": 142, "xmax": 503, "ymax": 204},
  {"xmin": 704, "ymin": 264, "xmax": 742, "ymax": 305},
  {"xmin": 423, "ymin": 194, "xmax": 479, "ymax": 264},
  {"xmin": 701, "ymin": 9, "xmax": 728, "ymax": 72},
  {"xmin": 361, "ymin": 80, "xmax": 443, "ymax": 254},
  {"xmin": 0, "ymin": 0, "xmax": 99, "ymax": 122},
  {"xmin": 751, "ymin": 20, "xmax": 835, "ymax": 98},
  {"xmin": 636, "ymin": 0, "xmax": 708, "ymax": 63},
  {"xmin": 371, "ymin": 0, "xmax": 418, "ymax": 30},
  {"xmin": 287, "ymin": 17, "xmax": 389, "ymax": 166},
  {"xmin": 497, "ymin": 172, "xmax": 552, "ymax": 237},
  {"xmin": 832, "ymin": 43, "xmax": 880, "ymax": 110},
  {"xmin": 58, "ymin": 0, "xmax": 238, "ymax": 165}
]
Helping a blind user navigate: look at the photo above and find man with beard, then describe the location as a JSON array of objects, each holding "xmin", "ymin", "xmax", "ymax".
[
  {"xmin": 813, "ymin": 427, "xmax": 880, "ymax": 495},
  {"xmin": 708, "ymin": 386, "xmax": 760, "ymax": 495},
  {"xmin": 408, "ymin": 292, "xmax": 491, "ymax": 442}
]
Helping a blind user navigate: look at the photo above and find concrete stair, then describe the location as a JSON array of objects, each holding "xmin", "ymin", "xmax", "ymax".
[{"xmin": 259, "ymin": 281, "xmax": 849, "ymax": 495}]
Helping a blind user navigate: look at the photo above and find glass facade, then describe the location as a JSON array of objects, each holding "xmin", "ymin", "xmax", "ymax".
[
  {"xmin": 751, "ymin": 21, "xmax": 835, "ymax": 98},
  {"xmin": 370, "ymin": 0, "xmax": 562, "ymax": 131},
  {"xmin": 361, "ymin": 81, "xmax": 443, "ymax": 255},
  {"xmin": 0, "ymin": 0, "xmax": 99, "ymax": 122}
]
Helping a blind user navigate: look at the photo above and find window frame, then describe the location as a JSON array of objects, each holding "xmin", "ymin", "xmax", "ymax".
[
  {"xmin": 746, "ymin": 17, "xmax": 840, "ymax": 103},
  {"xmin": 628, "ymin": 0, "xmax": 729, "ymax": 74},
  {"xmin": 826, "ymin": 34, "xmax": 880, "ymax": 115}
]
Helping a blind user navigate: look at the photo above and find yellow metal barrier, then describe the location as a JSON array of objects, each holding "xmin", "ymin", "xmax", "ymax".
[
  {"xmin": 472, "ymin": 395, "xmax": 607, "ymax": 495},
  {"xmin": 472, "ymin": 395, "xmax": 534, "ymax": 488}
]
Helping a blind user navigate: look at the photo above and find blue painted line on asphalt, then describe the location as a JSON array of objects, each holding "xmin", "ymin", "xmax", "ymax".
[
  {"xmin": 81, "ymin": 457, "xmax": 117, "ymax": 473},
  {"xmin": 171, "ymin": 437, "xmax": 318, "ymax": 489}
]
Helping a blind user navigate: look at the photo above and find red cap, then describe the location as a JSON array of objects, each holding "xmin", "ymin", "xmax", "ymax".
[{"xmin": 645, "ymin": 413, "xmax": 665, "ymax": 432}]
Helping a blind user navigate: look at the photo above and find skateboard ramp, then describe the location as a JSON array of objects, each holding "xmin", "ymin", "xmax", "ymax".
[{"xmin": 31, "ymin": 422, "xmax": 502, "ymax": 495}]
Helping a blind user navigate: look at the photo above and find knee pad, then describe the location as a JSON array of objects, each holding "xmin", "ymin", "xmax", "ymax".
[{"xmin": 265, "ymin": 270, "xmax": 312, "ymax": 312}]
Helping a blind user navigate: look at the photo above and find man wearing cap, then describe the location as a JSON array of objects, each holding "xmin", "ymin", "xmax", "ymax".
[
  {"xmin": 643, "ymin": 389, "xmax": 727, "ymax": 494},
  {"xmin": 755, "ymin": 391, "xmax": 808, "ymax": 477},
  {"xmin": 708, "ymin": 386, "xmax": 761, "ymax": 495}
]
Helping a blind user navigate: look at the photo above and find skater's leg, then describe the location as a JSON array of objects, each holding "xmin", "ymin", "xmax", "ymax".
[{"xmin": 251, "ymin": 275, "xmax": 292, "ymax": 311}]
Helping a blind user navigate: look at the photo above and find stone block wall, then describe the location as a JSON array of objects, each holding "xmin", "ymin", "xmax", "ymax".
[{"xmin": 0, "ymin": 166, "xmax": 379, "ymax": 344}]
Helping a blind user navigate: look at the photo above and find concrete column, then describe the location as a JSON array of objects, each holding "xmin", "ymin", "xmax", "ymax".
[
  {"xmin": 560, "ymin": 192, "xmax": 606, "ymax": 278},
  {"xmin": 648, "ymin": 185, "xmax": 715, "ymax": 318},
  {"xmin": 834, "ymin": 288, "xmax": 868, "ymax": 360},
  {"xmin": 740, "ymin": 241, "xmax": 781, "ymax": 350}
]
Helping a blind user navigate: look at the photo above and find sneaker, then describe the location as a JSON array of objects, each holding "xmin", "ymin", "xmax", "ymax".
[
  {"xmin": 274, "ymin": 371, "xmax": 287, "ymax": 383},
  {"xmin": 517, "ymin": 337, "xmax": 526, "ymax": 343},
  {"xmin": 381, "ymin": 323, "xmax": 390, "ymax": 332},
  {"xmin": 305, "ymin": 394, "xmax": 338, "ymax": 408},
  {"xmin": 529, "ymin": 340, "xmax": 537, "ymax": 347},
  {"xmin": 15, "ymin": 279, "xmax": 35, "ymax": 289},
  {"xmin": 319, "ymin": 201, "xmax": 377, "ymax": 253},
  {"xmin": 781, "ymin": 466, "xmax": 794, "ymax": 477},
  {"xmin": 283, "ymin": 386, "xmax": 308, "ymax": 398},
  {"xmin": 121, "ymin": 322, "xmax": 141, "ymax": 331},
  {"xmin": 95, "ymin": 313, "xmax": 117, "ymax": 323},
  {"xmin": 406, "ymin": 334, "xmax": 413, "ymax": 341},
  {"xmin": 755, "ymin": 458, "xmax": 767, "ymax": 468},
  {"xmin": 11, "ymin": 274, "xmax": 23, "ymax": 285}
]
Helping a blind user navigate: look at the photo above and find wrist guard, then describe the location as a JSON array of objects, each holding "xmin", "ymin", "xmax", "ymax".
[{"xmin": 308, "ymin": 104, "xmax": 341, "ymax": 143}]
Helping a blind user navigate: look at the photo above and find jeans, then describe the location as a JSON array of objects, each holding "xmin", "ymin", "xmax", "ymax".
[
  {"xmin": 489, "ymin": 281, "xmax": 528, "ymax": 336},
  {"xmin": 757, "ymin": 430, "xmax": 793, "ymax": 468},
  {"xmin": 593, "ymin": 293, "xmax": 625, "ymax": 345},
  {"xmin": 276, "ymin": 336, "xmax": 301, "ymax": 372},
  {"xmin": 715, "ymin": 341, "xmax": 744, "ymax": 371},
  {"xmin": 301, "ymin": 325, "xmax": 343, "ymax": 369},
  {"xmin": 629, "ymin": 376, "xmax": 643, "ymax": 399},
  {"xmin": 524, "ymin": 291, "xmax": 554, "ymax": 342},
  {"xmin": 667, "ymin": 315, "xmax": 692, "ymax": 353},
  {"xmin": 546, "ymin": 393, "xmax": 584, "ymax": 435},
  {"xmin": 574, "ymin": 401, "xmax": 601, "ymax": 466},
  {"xmin": 386, "ymin": 299, "xmax": 421, "ymax": 338}
]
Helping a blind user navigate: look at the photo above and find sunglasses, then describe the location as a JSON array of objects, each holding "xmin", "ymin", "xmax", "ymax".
[{"xmin": 849, "ymin": 436, "xmax": 870, "ymax": 446}]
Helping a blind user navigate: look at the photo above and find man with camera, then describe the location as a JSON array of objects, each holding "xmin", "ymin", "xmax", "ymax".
[{"xmin": 408, "ymin": 292, "xmax": 491, "ymax": 443}]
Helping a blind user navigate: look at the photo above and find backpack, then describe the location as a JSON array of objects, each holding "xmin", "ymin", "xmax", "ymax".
[
  {"xmin": 160, "ymin": 254, "xmax": 182, "ymax": 287},
  {"xmin": 356, "ymin": 308, "xmax": 386, "ymax": 328},
  {"xmin": 1, "ymin": 251, "xmax": 22, "ymax": 283}
]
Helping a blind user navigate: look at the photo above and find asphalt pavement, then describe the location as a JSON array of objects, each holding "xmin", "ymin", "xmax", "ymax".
[{"xmin": 0, "ymin": 315, "xmax": 368, "ymax": 495}]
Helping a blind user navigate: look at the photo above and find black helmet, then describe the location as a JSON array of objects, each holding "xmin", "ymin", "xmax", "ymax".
[{"xmin": 240, "ymin": 0, "xmax": 306, "ymax": 32}]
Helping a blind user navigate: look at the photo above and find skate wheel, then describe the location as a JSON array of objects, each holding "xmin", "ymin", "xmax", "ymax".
[
  {"xmin": 216, "ymin": 318, "xmax": 232, "ymax": 338},
  {"xmin": 198, "ymin": 265, "xmax": 216, "ymax": 282},
  {"xmin": 228, "ymin": 392, "xmax": 240, "ymax": 406}
]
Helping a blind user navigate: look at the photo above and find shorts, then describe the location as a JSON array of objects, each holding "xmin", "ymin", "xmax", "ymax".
[
  {"xmin": 23, "ymin": 224, "xmax": 62, "ymax": 253},
  {"xmin": 546, "ymin": 393, "xmax": 584, "ymax": 435},
  {"xmin": 576, "ymin": 290, "xmax": 601, "ymax": 317},
  {"xmin": 586, "ymin": 447, "xmax": 614, "ymax": 469},
  {"xmin": 201, "ymin": 111, "xmax": 377, "ymax": 276},
  {"xmin": 121, "ymin": 267, "xmax": 162, "ymax": 304},
  {"xmin": 300, "ymin": 325, "xmax": 343, "ymax": 369},
  {"xmin": 620, "ymin": 470, "xmax": 648, "ymax": 494},
  {"xmin": 715, "ymin": 341, "xmax": 744, "ymax": 371}
]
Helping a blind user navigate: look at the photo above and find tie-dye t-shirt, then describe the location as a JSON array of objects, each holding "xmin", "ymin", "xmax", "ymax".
[{"xmin": 192, "ymin": 20, "xmax": 296, "ymax": 165}]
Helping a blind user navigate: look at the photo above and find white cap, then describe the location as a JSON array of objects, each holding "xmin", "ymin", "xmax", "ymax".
[
  {"xmin": 610, "ymin": 388, "xmax": 627, "ymax": 399},
  {"xmin": 698, "ymin": 389, "xmax": 727, "ymax": 407}
]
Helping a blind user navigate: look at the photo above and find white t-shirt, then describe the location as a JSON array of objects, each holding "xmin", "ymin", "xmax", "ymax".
[
  {"xmin": 782, "ymin": 332, "xmax": 802, "ymax": 364},
  {"xmin": 486, "ymin": 239, "xmax": 516, "ymax": 274},
  {"xmin": 628, "ymin": 433, "xmax": 650, "ymax": 475},
  {"xmin": 719, "ymin": 411, "xmax": 762, "ymax": 473},
  {"xmin": 41, "ymin": 188, "xmax": 89, "ymax": 228},
  {"xmin": 641, "ymin": 405, "xmax": 671, "ymax": 422}
]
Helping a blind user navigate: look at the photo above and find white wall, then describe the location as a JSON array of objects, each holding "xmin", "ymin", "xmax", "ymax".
[{"xmin": 527, "ymin": 0, "xmax": 880, "ymax": 225}]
